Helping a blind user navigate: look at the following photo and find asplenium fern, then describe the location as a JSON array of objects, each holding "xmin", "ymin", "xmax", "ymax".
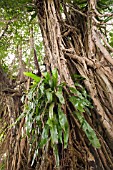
[
  {"xmin": 22, "ymin": 69, "xmax": 100, "ymax": 167},
  {"xmin": 23, "ymin": 69, "xmax": 69, "ymax": 166}
]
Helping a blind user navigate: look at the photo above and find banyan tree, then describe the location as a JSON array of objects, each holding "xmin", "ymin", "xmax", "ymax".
[{"xmin": 0, "ymin": 0, "xmax": 113, "ymax": 169}]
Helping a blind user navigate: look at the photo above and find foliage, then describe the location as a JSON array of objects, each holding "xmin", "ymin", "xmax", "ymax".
[
  {"xmin": 22, "ymin": 69, "xmax": 100, "ymax": 167},
  {"xmin": 0, "ymin": 0, "xmax": 113, "ymax": 169},
  {"xmin": 23, "ymin": 69, "xmax": 69, "ymax": 166},
  {"xmin": 0, "ymin": 0, "xmax": 43, "ymax": 75},
  {"xmin": 109, "ymin": 30, "xmax": 113, "ymax": 48},
  {"xmin": 1, "ymin": 62, "xmax": 8, "ymax": 73},
  {"xmin": 0, "ymin": 162, "xmax": 5, "ymax": 170},
  {"xmin": 69, "ymin": 80, "xmax": 100, "ymax": 148}
]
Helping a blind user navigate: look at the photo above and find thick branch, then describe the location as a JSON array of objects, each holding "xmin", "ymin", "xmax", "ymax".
[
  {"xmin": 92, "ymin": 28, "xmax": 113, "ymax": 66},
  {"xmin": 62, "ymin": 2, "xmax": 87, "ymax": 17}
]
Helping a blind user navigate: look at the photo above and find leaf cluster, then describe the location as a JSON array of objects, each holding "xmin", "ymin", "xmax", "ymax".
[
  {"xmin": 21, "ymin": 70, "xmax": 101, "ymax": 167},
  {"xmin": 23, "ymin": 69, "xmax": 69, "ymax": 166},
  {"xmin": 69, "ymin": 77, "xmax": 100, "ymax": 148}
]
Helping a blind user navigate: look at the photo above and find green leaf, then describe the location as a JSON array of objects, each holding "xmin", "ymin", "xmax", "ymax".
[
  {"xmin": 53, "ymin": 144, "xmax": 59, "ymax": 167},
  {"xmin": 64, "ymin": 127, "xmax": 69, "ymax": 149},
  {"xmin": 49, "ymin": 102, "xmax": 54, "ymax": 119},
  {"xmin": 82, "ymin": 89, "xmax": 87, "ymax": 98},
  {"xmin": 24, "ymin": 72, "xmax": 41, "ymax": 83},
  {"xmin": 47, "ymin": 118, "xmax": 53, "ymax": 127},
  {"xmin": 42, "ymin": 72, "xmax": 51, "ymax": 84},
  {"xmin": 55, "ymin": 89, "xmax": 65, "ymax": 104},
  {"xmin": 77, "ymin": 102, "xmax": 85, "ymax": 112},
  {"xmin": 52, "ymin": 68, "xmax": 58, "ymax": 87},
  {"xmin": 75, "ymin": 112, "xmax": 84, "ymax": 124},
  {"xmin": 74, "ymin": 74, "xmax": 85, "ymax": 80},
  {"xmin": 46, "ymin": 89, "xmax": 53, "ymax": 103},
  {"xmin": 58, "ymin": 105, "xmax": 68, "ymax": 130},
  {"xmin": 91, "ymin": 137, "xmax": 101, "ymax": 148},
  {"xmin": 69, "ymin": 87, "xmax": 83, "ymax": 98},
  {"xmin": 57, "ymin": 125, "xmax": 63, "ymax": 143},
  {"xmin": 76, "ymin": 112, "xmax": 100, "ymax": 148},
  {"xmin": 69, "ymin": 96, "xmax": 85, "ymax": 112},
  {"xmin": 69, "ymin": 87, "xmax": 78, "ymax": 94},
  {"xmin": 39, "ymin": 125, "xmax": 49, "ymax": 148},
  {"xmin": 58, "ymin": 105, "xmax": 69, "ymax": 148},
  {"xmin": 75, "ymin": 83, "xmax": 83, "ymax": 88},
  {"xmin": 47, "ymin": 115, "xmax": 58, "ymax": 145},
  {"xmin": 39, "ymin": 83, "xmax": 45, "ymax": 94},
  {"xmin": 27, "ymin": 91, "xmax": 33, "ymax": 101},
  {"xmin": 50, "ymin": 124, "xmax": 58, "ymax": 144},
  {"xmin": 82, "ymin": 120, "xmax": 101, "ymax": 148}
]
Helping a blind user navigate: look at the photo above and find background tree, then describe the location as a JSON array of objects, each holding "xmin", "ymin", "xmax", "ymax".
[{"xmin": 0, "ymin": 0, "xmax": 113, "ymax": 169}]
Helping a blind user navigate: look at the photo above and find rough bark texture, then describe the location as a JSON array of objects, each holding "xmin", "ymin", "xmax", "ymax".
[
  {"xmin": 0, "ymin": 0, "xmax": 113, "ymax": 169},
  {"xmin": 35, "ymin": 0, "xmax": 113, "ymax": 169},
  {"xmin": 0, "ymin": 65, "xmax": 24, "ymax": 170}
]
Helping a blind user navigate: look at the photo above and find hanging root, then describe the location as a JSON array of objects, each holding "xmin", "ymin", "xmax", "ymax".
[{"xmin": 36, "ymin": 0, "xmax": 113, "ymax": 169}]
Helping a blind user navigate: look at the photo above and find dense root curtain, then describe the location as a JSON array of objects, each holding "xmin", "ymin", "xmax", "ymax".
[
  {"xmin": 1, "ymin": 0, "xmax": 113, "ymax": 169},
  {"xmin": 36, "ymin": 0, "xmax": 113, "ymax": 169}
]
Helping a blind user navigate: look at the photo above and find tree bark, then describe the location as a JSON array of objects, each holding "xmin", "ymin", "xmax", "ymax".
[
  {"xmin": 1, "ymin": 0, "xmax": 113, "ymax": 169},
  {"xmin": 35, "ymin": 0, "xmax": 113, "ymax": 169}
]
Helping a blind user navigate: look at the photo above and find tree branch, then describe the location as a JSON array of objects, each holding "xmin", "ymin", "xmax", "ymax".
[
  {"xmin": 0, "ymin": 21, "xmax": 11, "ymax": 39},
  {"xmin": 92, "ymin": 27, "xmax": 113, "ymax": 66},
  {"xmin": 62, "ymin": 2, "xmax": 87, "ymax": 17}
]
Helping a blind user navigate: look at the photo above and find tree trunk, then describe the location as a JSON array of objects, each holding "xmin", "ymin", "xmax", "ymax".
[
  {"xmin": 0, "ymin": 64, "xmax": 25, "ymax": 170},
  {"xmin": 35, "ymin": 0, "xmax": 113, "ymax": 169},
  {"xmin": 1, "ymin": 0, "xmax": 113, "ymax": 170}
]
